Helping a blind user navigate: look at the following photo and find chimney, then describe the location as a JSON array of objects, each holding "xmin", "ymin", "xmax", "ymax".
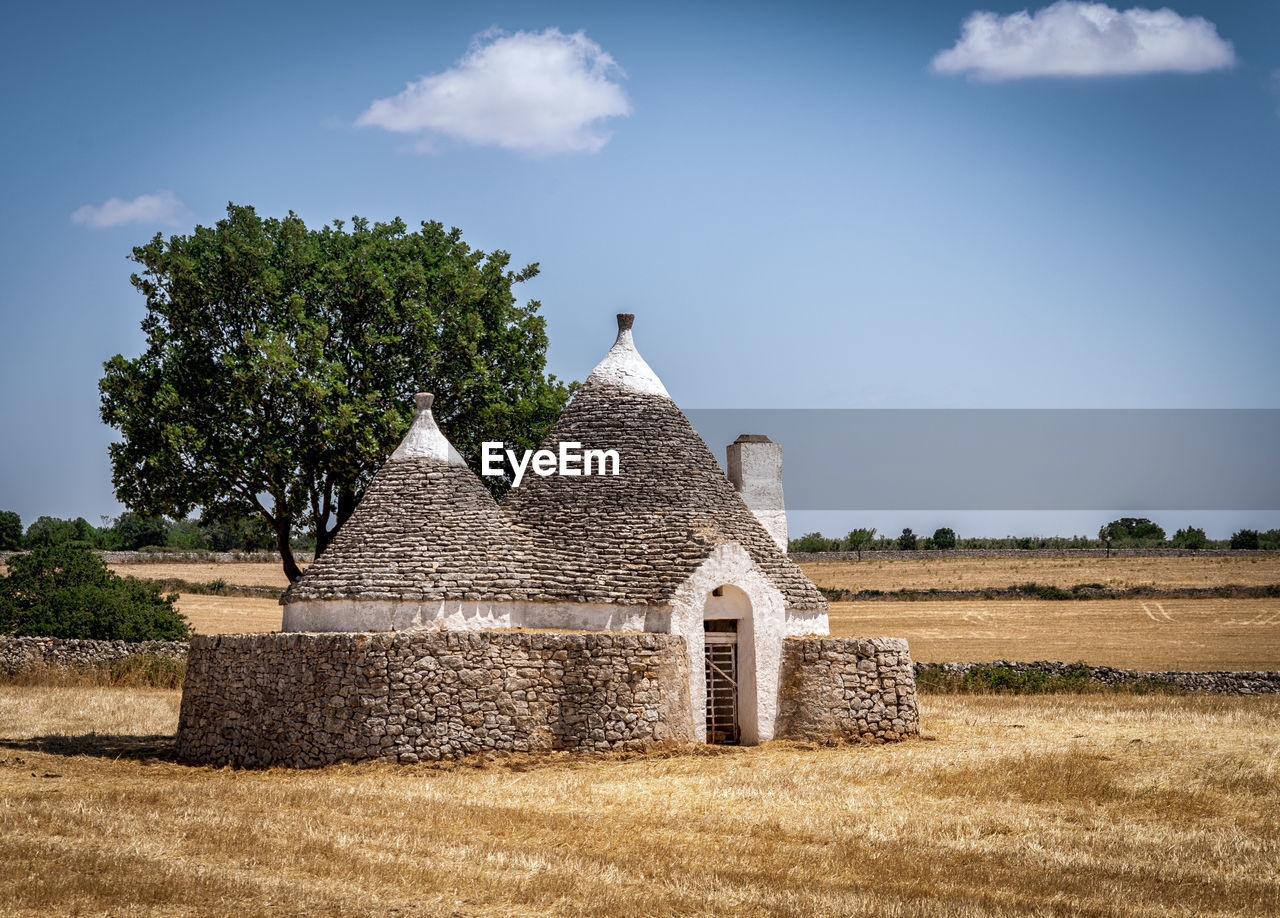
[{"xmin": 727, "ymin": 434, "xmax": 788, "ymax": 551}]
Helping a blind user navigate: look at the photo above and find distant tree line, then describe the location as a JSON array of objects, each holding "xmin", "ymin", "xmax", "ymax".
[
  {"xmin": 0, "ymin": 509, "xmax": 317, "ymax": 554},
  {"xmin": 788, "ymin": 519, "xmax": 1280, "ymax": 554}
]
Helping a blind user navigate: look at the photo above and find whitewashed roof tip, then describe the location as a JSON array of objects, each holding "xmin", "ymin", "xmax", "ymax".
[{"xmin": 583, "ymin": 313, "xmax": 671, "ymax": 398}]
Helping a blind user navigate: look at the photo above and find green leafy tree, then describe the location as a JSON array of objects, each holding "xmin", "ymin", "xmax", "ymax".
[
  {"xmin": 0, "ymin": 511, "xmax": 21, "ymax": 551},
  {"xmin": 0, "ymin": 544, "xmax": 190, "ymax": 641},
  {"xmin": 840, "ymin": 527, "xmax": 877, "ymax": 560},
  {"xmin": 105, "ymin": 512, "xmax": 171, "ymax": 551},
  {"xmin": 23, "ymin": 516, "xmax": 102, "ymax": 549},
  {"xmin": 1230, "ymin": 529, "xmax": 1260, "ymax": 550},
  {"xmin": 100, "ymin": 204, "xmax": 572, "ymax": 582},
  {"xmin": 929, "ymin": 527, "xmax": 957, "ymax": 550},
  {"xmin": 1100, "ymin": 518, "xmax": 1166, "ymax": 543},
  {"xmin": 897, "ymin": 527, "xmax": 918, "ymax": 551},
  {"xmin": 1171, "ymin": 526, "xmax": 1208, "ymax": 550},
  {"xmin": 789, "ymin": 532, "xmax": 838, "ymax": 553}
]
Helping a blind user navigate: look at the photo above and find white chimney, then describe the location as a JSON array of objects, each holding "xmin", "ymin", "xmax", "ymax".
[{"xmin": 727, "ymin": 434, "xmax": 788, "ymax": 551}]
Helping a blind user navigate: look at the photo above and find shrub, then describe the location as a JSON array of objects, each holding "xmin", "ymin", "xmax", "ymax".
[
  {"xmin": 0, "ymin": 544, "xmax": 191, "ymax": 641},
  {"xmin": 1230, "ymin": 529, "xmax": 1260, "ymax": 550},
  {"xmin": 1171, "ymin": 526, "xmax": 1208, "ymax": 550},
  {"xmin": 897, "ymin": 528, "xmax": 918, "ymax": 551}
]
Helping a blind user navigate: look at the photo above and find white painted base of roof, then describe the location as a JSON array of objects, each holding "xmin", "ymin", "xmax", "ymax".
[{"xmin": 283, "ymin": 598, "xmax": 672, "ymax": 634}]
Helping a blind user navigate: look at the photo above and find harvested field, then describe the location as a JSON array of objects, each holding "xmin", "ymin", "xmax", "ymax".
[
  {"xmin": 801, "ymin": 554, "xmax": 1280, "ymax": 592},
  {"xmin": 107, "ymin": 561, "xmax": 302, "ymax": 588},
  {"xmin": 175, "ymin": 594, "xmax": 283, "ymax": 634},
  {"xmin": 1, "ymin": 686, "xmax": 1276, "ymax": 917},
  {"xmin": 831, "ymin": 597, "xmax": 1280, "ymax": 670}
]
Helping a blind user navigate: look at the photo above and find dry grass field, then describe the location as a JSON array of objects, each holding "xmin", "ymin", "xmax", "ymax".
[
  {"xmin": 830, "ymin": 598, "xmax": 1280, "ymax": 670},
  {"xmin": 1, "ymin": 686, "xmax": 1277, "ymax": 917},
  {"xmin": 800, "ymin": 554, "xmax": 1280, "ymax": 591},
  {"xmin": 174, "ymin": 594, "xmax": 283, "ymax": 634},
  {"xmin": 106, "ymin": 561, "xmax": 302, "ymax": 588}
]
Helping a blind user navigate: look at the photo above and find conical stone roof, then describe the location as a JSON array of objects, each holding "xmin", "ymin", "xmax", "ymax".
[
  {"xmin": 283, "ymin": 393, "xmax": 536, "ymax": 604},
  {"xmin": 501, "ymin": 315, "xmax": 827, "ymax": 611}
]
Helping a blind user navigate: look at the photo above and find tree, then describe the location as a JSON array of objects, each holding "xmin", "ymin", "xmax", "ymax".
[
  {"xmin": 104, "ymin": 512, "xmax": 170, "ymax": 551},
  {"xmin": 790, "ymin": 532, "xmax": 838, "ymax": 553},
  {"xmin": 0, "ymin": 511, "xmax": 21, "ymax": 551},
  {"xmin": 1100, "ymin": 518, "xmax": 1166, "ymax": 544},
  {"xmin": 1230, "ymin": 529, "xmax": 1260, "ymax": 550},
  {"xmin": 1171, "ymin": 526, "xmax": 1207, "ymax": 550},
  {"xmin": 24, "ymin": 516, "xmax": 101, "ymax": 549},
  {"xmin": 897, "ymin": 528, "xmax": 918, "ymax": 551},
  {"xmin": 841, "ymin": 528, "xmax": 877, "ymax": 560},
  {"xmin": 930, "ymin": 527, "xmax": 957, "ymax": 550},
  {"xmin": 100, "ymin": 204, "xmax": 572, "ymax": 582},
  {"xmin": 0, "ymin": 544, "xmax": 190, "ymax": 641}
]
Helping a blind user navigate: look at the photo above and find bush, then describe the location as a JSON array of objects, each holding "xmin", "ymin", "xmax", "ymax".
[
  {"xmin": 1230, "ymin": 529, "xmax": 1260, "ymax": 550},
  {"xmin": 929, "ymin": 527, "xmax": 957, "ymax": 550},
  {"xmin": 1171, "ymin": 526, "xmax": 1208, "ymax": 550},
  {"xmin": 897, "ymin": 528, "xmax": 918, "ymax": 551},
  {"xmin": 0, "ymin": 544, "xmax": 191, "ymax": 641}
]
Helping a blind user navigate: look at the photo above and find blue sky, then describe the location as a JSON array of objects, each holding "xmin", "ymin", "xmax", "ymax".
[{"xmin": 1, "ymin": 0, "xmax": 1277, "ymax": 538}]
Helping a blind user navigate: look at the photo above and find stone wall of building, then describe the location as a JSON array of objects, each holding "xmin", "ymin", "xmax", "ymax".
[
  {"xmin": 776, "ymin": 637, "xmax": 919, "ymax": 742},
  {"xmin": 0, "ymin": 635, "xmax": 188, "ymax": 675},
  {"xmin": 176, "ymin": 631, "xmax": 694, "ymax": 767}
]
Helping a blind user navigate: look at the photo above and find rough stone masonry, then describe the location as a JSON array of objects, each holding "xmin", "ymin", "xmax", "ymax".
[{"xmin": 175, "ymin": 632, "xmax": 919, "ymax": 767}]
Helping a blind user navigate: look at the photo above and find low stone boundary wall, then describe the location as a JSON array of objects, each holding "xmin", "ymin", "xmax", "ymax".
[
  {"xmin": 0, "ymin": 636, "xmax": 189, "ymax": 675},
  {"xmin": 176, "ymin": 631, "xmax": 694, "ymax": 767},
  {"xmin": 777, "ymin": 637, "xmax": 919, "ymax": 742},
  {"xmin": 0, "ymin": 551, "xmax": 315, "ymax": 565},
  {"xmin": 916, "ymin": 661, "xmax": 1280, "ymax": 694},
  {"xmin": 789, "ymin": 549, "xmax": 1274, "ymax": 562}
]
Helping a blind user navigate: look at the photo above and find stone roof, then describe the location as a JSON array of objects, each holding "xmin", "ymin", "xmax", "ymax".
[
  {"xmin": 499, "ymin": 316, "xmax": 827, "ymax": 611},
  {"xmin": 283, "ymin": 318, "xmax": 827, "ymax": 613},
  {"xmin": 282, "ymin": 394, "xmax": 538, "ymax": 604}
]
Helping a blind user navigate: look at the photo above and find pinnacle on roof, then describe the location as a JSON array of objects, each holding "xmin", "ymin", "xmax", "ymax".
[
  {"xmin": 583, "ymin": 313, "xmax": 671, "ymax": 398},
  {"xmin": 390, "ymin": 392, "xmax": 467, "ymax": 465}
]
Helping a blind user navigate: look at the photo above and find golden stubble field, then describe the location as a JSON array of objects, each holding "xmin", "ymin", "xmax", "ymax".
[
  {"xmin": 95, "ymin": 556, "xmax": 1280, "ymax": 670},
  {"xmin": 799, "ymin": 554, "xmax": 1280, "ymax": 591},
  {"xmin": 1, "ymin": 686, "xmax": 1276, "ymax": 917}
]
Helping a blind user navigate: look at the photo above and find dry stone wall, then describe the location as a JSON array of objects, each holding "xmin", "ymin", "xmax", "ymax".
[
  {"xmin": 789, "ymin": 549, "xmax": 1274, "ymax": 562},
  {"xmin": 777, "ymin": 637, "xmax": 920, "ymax": 742},
  {"xmin": 0, "ymin": 636, "xmax": 188, "ymax": 675},
  {"xmin": 176, "ymin": 631, "xmax": 694, "ymax": 767},
  {"xmin": 918, "ymin": 660, "xmax": 1280, "ymax": 694}
]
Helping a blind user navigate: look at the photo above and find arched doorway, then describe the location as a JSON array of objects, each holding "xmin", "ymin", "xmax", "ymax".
[{"xmin": 702, "ymin": 584, "xmax": 756, "ymax": 744}]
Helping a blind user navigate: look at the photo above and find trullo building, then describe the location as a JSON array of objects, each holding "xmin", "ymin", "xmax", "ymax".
[{"xmin": 176, "ymin": 315, "xmax": 918, "ymax": 765}]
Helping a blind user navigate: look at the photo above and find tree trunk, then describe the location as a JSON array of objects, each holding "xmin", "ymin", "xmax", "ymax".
[{"xmin": 274, "ymin": 520, "xmax": 303, "ymax": 583}]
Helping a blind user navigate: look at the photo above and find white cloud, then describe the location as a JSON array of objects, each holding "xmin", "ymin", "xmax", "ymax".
[
  {"xmin": 357, "ymin": 28, "xmax": 630, "ymax": 154},
  {"xmin": 70, "ymin": 190, "xmax": 187, "ymax": 229},
  {"xmin": 931, "ymin": 2, "xmax": 1235, "ymax": 81}
]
